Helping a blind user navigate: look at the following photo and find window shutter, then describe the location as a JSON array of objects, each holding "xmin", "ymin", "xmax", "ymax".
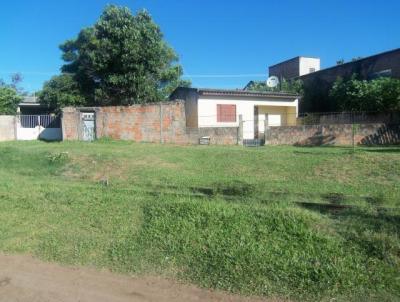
[{"xmin": 217, "ymin": 104, "xmax": 236, "ymax": 122}]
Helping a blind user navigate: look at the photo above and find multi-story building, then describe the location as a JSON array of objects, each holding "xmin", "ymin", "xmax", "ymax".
[
  {"xmin": 266, "ymin": 48, "xmax": 400, "ymax": 112},
  {"xmin": 269, "ymin": 56, "xmax": 321, "ymax": 80}
]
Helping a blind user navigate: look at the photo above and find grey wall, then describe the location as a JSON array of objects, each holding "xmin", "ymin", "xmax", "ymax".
[
  {"xmin": 265, "ymin": 123, "xmax": 400, "ymax": 146},
  {"xmin": 187, "ymin": 127, "xmax": 239, "ymax": 145},
  {"xmin": 269, "ymin": 57, "xmax": 300, "ymax": 80},
  {"xmin": 170, "ymin": 87, "xmax": 199, "ymax": 128},
  {"xmin": 0, "ymin": 116, "xmax": 15, "ymax": 141},
  {"xmin": 301, "ymin": 48, "xmax": 400, "ymax": 84}
]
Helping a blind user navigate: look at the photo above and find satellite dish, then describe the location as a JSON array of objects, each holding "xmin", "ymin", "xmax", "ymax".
[{"xmin": 266, "ymin": 76, "xmax": 280, "ymax": 88}]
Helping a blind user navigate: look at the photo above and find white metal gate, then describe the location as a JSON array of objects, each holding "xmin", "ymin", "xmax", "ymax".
[
  {"xmin": 81, "ymin": 112, "xmax": 95, "ymax": 141},
  {"xmin": 16, "ymin": 115, "xmax": 62, "ymax": 141}
]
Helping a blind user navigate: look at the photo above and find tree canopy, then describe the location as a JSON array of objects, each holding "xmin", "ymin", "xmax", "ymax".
[
  {"xmin": 38, "ymin": 74, "xmax": 86, "ymax": 110},
  {"xmin": 330, "ymin": 75, "xmax": 400, "ymax": 112},
  {"xmin": 0, "ymin": 75, "xmax": 23, "ymax": 115},
  {"xmin": 245, "ymin": 79, "xmax": 303, "ymax": 95},
  {"xmin": 39, "ymin": 5, "xmax": 189, "ymax": 109},
  {"xmin": 0, "ymin": 87, "xmax": 22, "ymax": 115}
]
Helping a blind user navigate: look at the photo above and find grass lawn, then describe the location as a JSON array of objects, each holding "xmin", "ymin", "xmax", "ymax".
[{"xmin": 0, "ymin": 140, "xmax": 399, "ymax": 301}]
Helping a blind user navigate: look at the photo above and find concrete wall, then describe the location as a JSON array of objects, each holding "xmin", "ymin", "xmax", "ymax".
[
  {"xmin": 301, "ymin": 48, "xmax": 400, "ymax": 84},
  {"xmin": 39, "ymin": 128, "xmax": 62, "ymax": 141},
  {"xmin": 0, "ymin": 116, "xmax": 15, "ymax": 141},
  {"xmin": 265, "ymin": 123, "xmax": 400, "ymax": 146},
  {"xmin": 170, "ymin": 88, "xmax": 198, "ymax": 128},
  {"xmin": 197, "ymin": 96, "xmax": 298, "ymax": 139},
  {"xmin": 0, "ymin": 116, "xmax": 61, "ymax": 142},
  {"xmin": 299, "ymin": 57, "xmax": 321, "ymax": 76},
  {"xmin": 16, "ymin": 126, "xmax": 62, "ymax": 141},
  {"xmin": 187, "ymin": 127, "xmax": 239, "ymax": 145},
  {"xmin": 269, "ymin": 56, "xmax": 321, "ymax": 79},
  {"xmin": 184, "ymin": 97, "xmax": 198, "ymax": 128},
  {"xmin": 269, "ymin": 57, "xmax": 300, "ymax": 79}
]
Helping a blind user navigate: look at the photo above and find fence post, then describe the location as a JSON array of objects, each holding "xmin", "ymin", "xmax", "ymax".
[
  {"xmin": 37, "ymin": 115, "xmax": 41, "ymax": 139},
  {"xmin": 13, "ymin": 115, "xmax": 18, "ymax": 140},
  {"xmin": 160, "ymin": 102, "xmax": 163, "ymax": 144},
  {"xmin": 264, "ymin": 114, "xmax": 269, "ymax": 145},
  {"xmin": 238, "ymin": 114, "xmax": 243, "ymax": 145}
]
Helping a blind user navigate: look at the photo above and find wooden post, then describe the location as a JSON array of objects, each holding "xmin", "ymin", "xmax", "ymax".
[
  {"xmin": 238, "ymin": 114, "xmax": 243, "ymax": 145},
  {"xmin": 264, "ymin": 114, "xmax": 269, "ymax": 145}
]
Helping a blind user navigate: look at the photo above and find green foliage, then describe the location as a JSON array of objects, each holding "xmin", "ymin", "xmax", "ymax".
[
  {"xmin": 0, "ymin": 73, "xmax": 24, "ymax": 114},
  {"xmin": 38, "ymin": 74, "xmax": 86, "ymax": 110},
  {"xmin": 330, "ymin": 75, "xmax": 400, "ymax": 111},
  {"xmin": 0, "ymin": 86, "xmax": 22, "ymax": 114},
  {"xmin": 46, "ymin": 152, "xmax": 69, "ymax": 164},
  {"xmin": 57, "ymin": 5, "xmax": 189, "ymax": 106},
  {"xmin": 117, "ymin": 201, "xmax": 398, "ymax": 300},
  {"xmin": 301, "ymin": 77, "xmax": 334, "ymax": 112},
  {"xmin": 246, "ymin": 79, "xmax": 303, "ymax": 95}
]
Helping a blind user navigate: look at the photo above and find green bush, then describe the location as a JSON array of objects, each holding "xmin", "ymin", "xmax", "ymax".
[
  {"xmin": 330, "ymin": 76, "xmax": 400, "ymax": 112},
  {"xmin": 0, "ymin": 86, "xmax": 22, "ymax": 114}
]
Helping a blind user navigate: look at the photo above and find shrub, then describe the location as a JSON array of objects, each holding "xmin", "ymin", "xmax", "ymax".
[
  {"xmin": 0, "ymin": 86, "xmax": 22, "ymax": 114},
  {"xmin": 330, "ymin": 76, "xmax": 400, "ymax": 112}
]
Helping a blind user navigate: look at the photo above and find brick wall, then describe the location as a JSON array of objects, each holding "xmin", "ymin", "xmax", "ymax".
[
  {"xmin": 61, "ymin": 101, "xmax": 239, "ymax": 145},
  {"xmin": 266, "ymin": 123, "xmax": 400, "ymax": 146},
  {"xmin": 95, "ymin": 101, "xmax": 187, "ymax": 143},
  {"xmin": 61, "ymin": 107, "xmax": 80, "ymax": 140}
]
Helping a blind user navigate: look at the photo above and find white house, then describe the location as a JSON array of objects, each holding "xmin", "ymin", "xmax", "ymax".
[{"xmin": 170, "ymin": 87, "xmax": 299, "ymax": 139}]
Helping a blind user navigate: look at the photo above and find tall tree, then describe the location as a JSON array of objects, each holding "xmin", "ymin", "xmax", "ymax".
[
  {"xmin": 58, "ymin": 5, "xmax": 189, "ymax": 106},
  {"xmin": 38, "ymin": 74, "xmax": 86, "ymax": 110}
]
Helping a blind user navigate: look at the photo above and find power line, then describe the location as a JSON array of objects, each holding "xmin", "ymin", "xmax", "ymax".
[
  {"xmin": 0, "ymin": 71, "xmax": 266, "ymax": 78},
  {"xmin": 0, "ymin": 71, "xmax": 59, "ymax": 76},
  {"xmin": 183, "ymin": 73, "xmax": 265, "ymax": 78}
]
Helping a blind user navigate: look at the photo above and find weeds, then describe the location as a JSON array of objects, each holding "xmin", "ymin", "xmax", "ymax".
[
  {"xmin": 0, "ymin": 141, "xmax": 398, "ymax": 301},
  {"xmin": 47, "ymin": 151, "xmax": 69, "ymax": 164},
  {"xmin": 121, "ymin": 201, "xmax": 398, "ymax": 300}
]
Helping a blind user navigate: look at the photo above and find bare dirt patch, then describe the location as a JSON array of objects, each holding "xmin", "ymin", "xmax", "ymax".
[
  {"xmin": 0, "ymin": 254, "xmax": 276, "ymax": 302},
  {"xmin": 63, "ymin": 153, "xmax": 179, "ymax": 183}
]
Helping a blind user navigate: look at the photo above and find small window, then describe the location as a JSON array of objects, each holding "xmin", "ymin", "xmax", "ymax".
[
  {"xmin": 309, "ymin": 67, "xmax": 316, "ymax": 73},
  {"xmin": 217, "ymin": 104, "xmax": 236, "ymax": 122}
]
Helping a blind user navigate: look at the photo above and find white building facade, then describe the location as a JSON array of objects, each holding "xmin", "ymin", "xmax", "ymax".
[{"xmin": 171, "ymin": 88, "xmax": 299, "ymax": 140}]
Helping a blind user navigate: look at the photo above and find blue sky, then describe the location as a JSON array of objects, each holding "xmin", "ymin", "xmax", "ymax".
[{"xmin": 0, "ymin": 0, "xmax": 399, "ymax": 93}]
